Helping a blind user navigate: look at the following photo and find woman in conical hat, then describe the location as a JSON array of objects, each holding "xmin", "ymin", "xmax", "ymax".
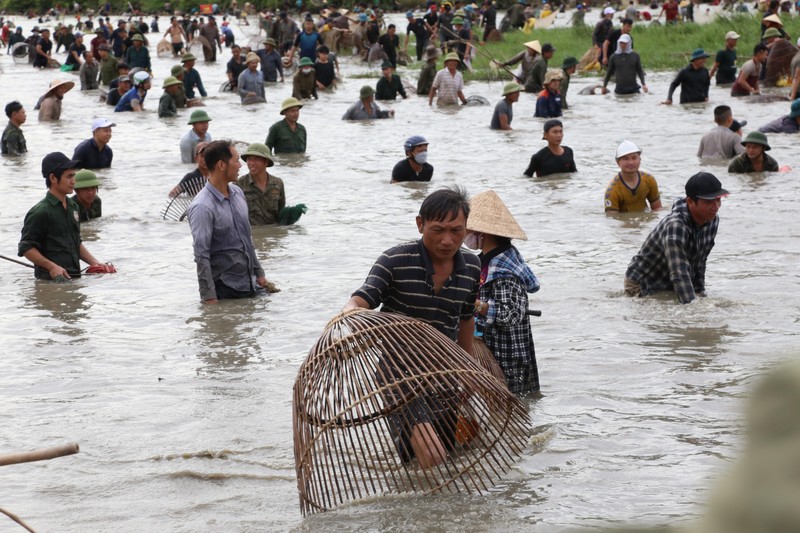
[{"xmin": 465, "ymin": 190, "xmax": 541, "ymax": 396}]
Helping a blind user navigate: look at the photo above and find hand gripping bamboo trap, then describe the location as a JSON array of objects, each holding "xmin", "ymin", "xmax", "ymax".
[{"xmin": 293, "ymin": 310, "xmax": 531, "ymax": 515}]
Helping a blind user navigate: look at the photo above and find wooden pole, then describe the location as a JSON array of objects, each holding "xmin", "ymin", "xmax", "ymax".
[
  {"xmin": 0, "ymin": 507, "xmax": 36, "ymax": 533},
  {"xmin": 0, "ymin": 443, "xmax": 79, "ymax": 467}
]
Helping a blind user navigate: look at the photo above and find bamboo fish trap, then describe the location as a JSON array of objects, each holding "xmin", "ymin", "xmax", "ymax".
[{"xmin": 293, "ymin": 310, "xmax": 531, "ymax": 515}]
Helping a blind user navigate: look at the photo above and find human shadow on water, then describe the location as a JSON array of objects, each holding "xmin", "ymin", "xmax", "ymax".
[
  {"xmin": 272, "ymin": 153, "xmax": 311, "ymax": 168},
  {"xmin": 251, "ymin": 223, "xmax": 301, "ymax": 258},
  {"xmin": 189, "ymin": 297, "xmax": 272, "ymax": 374},
  {"xmin": 604, "ymin": 210, "xmax": 661, "ymax": 230},
  {"xmin": 22, "ymin": 280, "xmax": 90, "ymax": 343},
  {"xmin": 393, "ymin": 180, "xmax": 431, "ymax": 203},
  {"xmin": 639, "ymin": 319, "xmax": 743, "ymax": 372}
]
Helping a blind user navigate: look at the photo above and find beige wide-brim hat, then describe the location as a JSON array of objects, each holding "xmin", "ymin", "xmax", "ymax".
[
  {"xmin": 467, "ymin": 190, "xmax": 528, "ymax": 241},
  {"xmin": 280, "ymin": 96, "xmax": 303, "ymax": 114},
  {"xmin": 45, "ymin": 79, "xmax": 75, "ymax": 97},
  {"xmin": 544, "ymin": 68, "xmax": 564, "ymax": 84},
  {"xmin": 763, "ymin": 13, "xmax": 783, "ymax": 26},
  {"xmin": 524, "ymin": 40, "xmax": 542, "ymax": 53}
]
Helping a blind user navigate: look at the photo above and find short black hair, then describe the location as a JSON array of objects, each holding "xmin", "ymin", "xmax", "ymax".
[
  {"xmin": 5, "ymin": 100, "xmax": 23, "ymax": 118},
  {"xmin": 419, "ymin": 186, "xmax": 470, "ymax": 223},
  {"xmin": 318, "ymin": 45, "xmax": 329, "ymax": 54},
  {"xmin": 713, "ymin": 105, "xmax": 731, "ymax": 124},
  {"xmin": 388, "ymin": 24, "xmax": 396, "ymax": 30},
  {"xmin": 203, "ymin": 140, "xmax": 234, "ymax": 171},
  {"xmin": 621, "ymin": 18, "xmax": 633, "ymax": 24},
  {"xmin": 754, "ymin": 43, "xmax": 768, "ymax": 55}
]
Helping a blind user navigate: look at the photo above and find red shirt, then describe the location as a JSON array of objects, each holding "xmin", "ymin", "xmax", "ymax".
[{"xmin": 663, "ymin": 1, "xmax": 679, "ymax": 21}]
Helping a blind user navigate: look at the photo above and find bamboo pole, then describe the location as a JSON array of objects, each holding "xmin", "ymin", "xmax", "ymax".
[
  {"xmin": 0, "ymin": 507, "xmax": 35, "ymax": 533},
  {"xmin": 0, "ymin": 443, "xmax": 79, "ymax": 467}
]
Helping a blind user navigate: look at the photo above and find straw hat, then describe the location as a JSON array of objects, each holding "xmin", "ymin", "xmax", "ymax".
[
  {"xmin": 763, "ymin": 13, "xmax": 783, "ymax": 26},
  {"xmin": 280, "ymin": 96, "xmax": 303, "ymax": 114},
  {"xmin": 467, "ymin": 190, "xmax": 527, "ymax": 241},
  {"xmin": 245, "ymin": 51, "xmax": 259, "ymax": 64},
  {"xmin": 543, "ymin": 69, "xmax": 563, "ymax": 84},
  {"xmin": 524, "ymin": 40, "xmax": 542, "ymax": 53},
  {"xmin": 44, "ymin": 79, "xmax": 75, "ymax": 97}
]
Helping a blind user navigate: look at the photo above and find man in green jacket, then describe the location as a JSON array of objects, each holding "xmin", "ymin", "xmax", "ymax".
[
  {"xmin": 18, "ymin": 152, "xmax": 115, "ymax": 280},
  {"xmin": 265, "ymin": 97, "xmax": 307, "ymax": 154}
]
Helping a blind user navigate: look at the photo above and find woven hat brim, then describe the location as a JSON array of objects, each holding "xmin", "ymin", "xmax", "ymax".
[{"xmin": 467, "ymin": 190, "xmax": 528, "ymax": 240}]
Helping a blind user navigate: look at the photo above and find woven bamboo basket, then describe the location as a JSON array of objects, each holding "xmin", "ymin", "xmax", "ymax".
[
  {"xmin": 472, "ymin": 337, "xmax": 506, "ymax": 383},
  {"xmin": 293, "ymin": 309, "xmax": 531, "ymax": 515}
]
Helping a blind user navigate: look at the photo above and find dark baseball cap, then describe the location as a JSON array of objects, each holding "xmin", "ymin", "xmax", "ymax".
[
  {"xmin": 542, "ymin": 43, "xmax": 556, "ymax": 53},
  {"xmin": 685, "ymin": 172, "xmax": 729, "ymax": 200},
  {"xmin": 42, "ymin": 152, "xmax": 80, "ymax": 179}
]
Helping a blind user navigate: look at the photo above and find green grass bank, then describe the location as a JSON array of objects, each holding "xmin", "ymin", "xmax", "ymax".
[{"xmin": 460, "ymin": 14, "xmax": 800, "ymax": 82}]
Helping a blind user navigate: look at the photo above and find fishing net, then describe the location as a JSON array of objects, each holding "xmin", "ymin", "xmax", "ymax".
[
  {"xmin": 764, "ymin": 39, "xmax": 798, "ymax": 87},
  {"xmin": 279, "ymin": 204, "xmax": 307, "ymax": 225},
  {"xmin": 293, "ymin": 309, "xmax": 531, "ymax": 515},
  {"xmin": 188, "ymin": 35, "xmax": 211, "ymax": 56},
  {"xmin": 241, "ymin": 94, "xmax": 266, "ymax": 105},
  {"xmin": 161, "ymin": 175, "xmax": 205, "ymax": 221},
  {"xmin": 156, "ymin": 38, "xmax": 174, "ymax": 58},
  {"xmin": 464, "ymin": 95, "xmax": 490, "ymax": 106},
  {"xmin": 11, "ymin": 42, "xmax": 30, "ymax": 64}
]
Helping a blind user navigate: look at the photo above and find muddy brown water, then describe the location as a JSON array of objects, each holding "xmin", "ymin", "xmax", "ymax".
[{"xmin": 0, "ymin": 15, "xmax": 798, "ymax": 533}]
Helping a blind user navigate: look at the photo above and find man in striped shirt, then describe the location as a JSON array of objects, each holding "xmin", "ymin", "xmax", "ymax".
[
  {"xmin": 344, "ymin": 186, "xmax": 481, "ymax": 469},
  {"xmin": 625, "ymin": 172, "xmax": 728, "ymax": 304}
]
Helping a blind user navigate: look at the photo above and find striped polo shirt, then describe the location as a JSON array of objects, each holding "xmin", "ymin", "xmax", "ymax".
[{"xmin": 353, "ymin": 239, "xmax": 481, "ymax": 341}]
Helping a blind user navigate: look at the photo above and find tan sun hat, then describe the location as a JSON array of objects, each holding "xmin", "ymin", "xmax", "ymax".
[
  {"xmin": 763, "ymin": 13, "xmax": 783, "ymax": 26},
  {"xmin": 524, "ymin": 40, "xmax": 542, "ymax": 53},
  {"xmin": 280, "ymin": 96, "xmax": 303, "ymax": 114},
  {"xmin": 544, "ymin": 69, "xmax": 563, "ymax": 84},
  {"xmin": 45, "ymin": 79, "xmax": 75, "ymax": 97},
  {"xmin": 245, "ymin": 51, "xmax": 259, "ymax": 64},
  {"xmin": 466, "ymin": 190, "xmax": 528, "ymax": 241}
]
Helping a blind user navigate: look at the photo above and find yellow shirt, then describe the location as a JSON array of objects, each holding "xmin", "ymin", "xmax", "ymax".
[{"xmin": 604, "ymin": 171, "xmax": 660, "ymax": 212}]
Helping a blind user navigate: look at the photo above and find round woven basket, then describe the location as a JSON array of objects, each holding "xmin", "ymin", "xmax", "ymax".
[{"xmin": 293, "ymin": 309, "xmax": 531, "ymax": 515}]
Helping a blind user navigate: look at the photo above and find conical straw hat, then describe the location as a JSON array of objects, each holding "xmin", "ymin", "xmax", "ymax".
[{"xmin": 467, "ymin": 190, "xmax": 527, "ymax": 240}]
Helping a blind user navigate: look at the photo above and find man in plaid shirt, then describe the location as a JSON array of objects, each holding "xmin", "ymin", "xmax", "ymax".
[{"xmin": 625, "ymin": 172, "xmax": 728, "ymax": 304}]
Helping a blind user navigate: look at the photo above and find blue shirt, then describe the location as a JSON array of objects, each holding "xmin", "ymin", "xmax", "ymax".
[
  {"xmin": 238, "ymin": 68, "xmax": 265, "ymax": 101},
  {"xmin": 256, "ymin": 49, "xmax": 283, "ymax": 82},
  {"xmin": 72, "ymin": 138, "xmax": 113, "ymax": 168},
  {"xmin": 534, "ymin": 89, "xmax": 562, "ymax": 118},
  {"xmin": 183, "ymin": 68, "xmax": 207, "ymax": 98},
  {"xmin": 293, "ymin": 30, "xmax": 322, "ymax": 60},
  {"xmin": 187, "ymin": 182, "xmax": 265, "ymax": 301},
  {"xmin": 114, "ymin": 87, "xmax": 147, "ymax": 112}
]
